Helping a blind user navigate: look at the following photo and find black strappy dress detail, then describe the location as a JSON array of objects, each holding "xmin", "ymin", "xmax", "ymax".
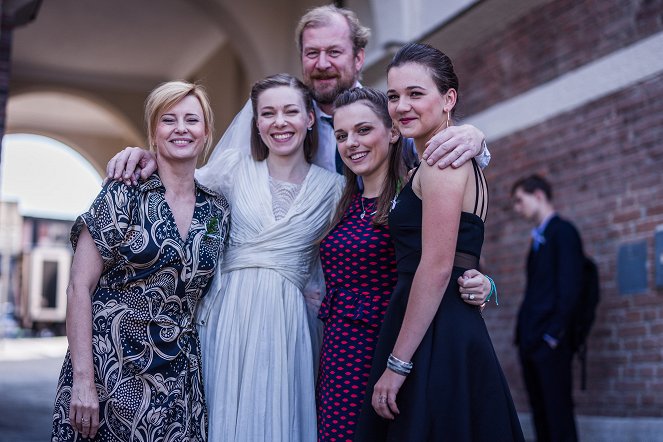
[{"xmin": 354, "ymin": 160, "xmax": 524, "ymax": 442}]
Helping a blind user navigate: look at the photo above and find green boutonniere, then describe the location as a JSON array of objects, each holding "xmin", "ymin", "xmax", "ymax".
[{"xmin": 205, "ymin": 216, "xmax": 220, "ymax": 238}]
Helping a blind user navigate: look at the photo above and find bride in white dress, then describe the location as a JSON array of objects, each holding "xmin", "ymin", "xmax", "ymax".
[{"xmin": 195, "ymin": 74, "xmax": 342, "ymax": 442}]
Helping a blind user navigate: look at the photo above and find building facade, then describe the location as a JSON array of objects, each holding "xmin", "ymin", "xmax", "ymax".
[{"xmin": 1, "ymin": 0, "xmax": 662, "ymax": 438}]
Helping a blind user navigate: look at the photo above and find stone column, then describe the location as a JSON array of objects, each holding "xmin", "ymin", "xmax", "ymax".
[{"xmin": 0, "ymin": 5, "xmax": 12, "ymax": 152}]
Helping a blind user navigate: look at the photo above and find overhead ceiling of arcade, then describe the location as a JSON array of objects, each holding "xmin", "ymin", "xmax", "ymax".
[
  {"xmin": 11, "ymin": 0, "xmax": 227, "ymax": 90},
  {"xmin": 4, "ymin": 0, "xmax": 550, "ymax": 172}
]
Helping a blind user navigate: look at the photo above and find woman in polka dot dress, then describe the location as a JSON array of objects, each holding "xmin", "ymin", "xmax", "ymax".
[{"xmin": 315, "ymin": 88, "xmax": 491, "ymax": 441}]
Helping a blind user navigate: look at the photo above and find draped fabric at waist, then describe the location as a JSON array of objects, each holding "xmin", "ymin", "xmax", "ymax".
[
  {"xmin": 397, "ymin": 251, "xmax": 480, "ymax": 274},
  {"xmin": 219, "ymin": 244, "xmax": 311, "ymax": 292},
  {"xmin": 195, "ymin": 227, "xmax": 326, "ymax": 327},
  {"xmin": 318, "ymin": 287, "xmax": 385, "ymax": 326}
]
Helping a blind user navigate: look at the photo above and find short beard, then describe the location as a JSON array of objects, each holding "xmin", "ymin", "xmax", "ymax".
[
  {"xmin": 307, "ymin": 74, "xmax": 357, "ymax": 106},
  {"xmin": 311, "ymin": 84, "xmax": 344, "ymax": 105}
]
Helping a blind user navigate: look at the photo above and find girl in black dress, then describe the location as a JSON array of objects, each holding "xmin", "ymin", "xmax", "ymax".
[{"xmin": 354, "ymin": 43, "xmax": 524, "ymax": 442}]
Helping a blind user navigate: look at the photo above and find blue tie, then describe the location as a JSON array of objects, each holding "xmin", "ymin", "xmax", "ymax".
[
  {"xmin": 531, "ymin": 227, "xmax": 546, "ymax": 251},
  {"xmin": 320, "ymin": 115, "xmax": 344, "ymax": 174}
]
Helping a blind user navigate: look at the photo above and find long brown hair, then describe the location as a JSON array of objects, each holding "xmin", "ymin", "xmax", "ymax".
[{"xmin": 330, "ymin": 87, "xmax": 406, "ymax": 228}]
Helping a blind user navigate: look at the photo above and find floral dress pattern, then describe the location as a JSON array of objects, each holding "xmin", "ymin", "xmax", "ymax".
[
  {"xmin": 316, "ymin": 194, "xmax": 398, "ymax": 441},
  {"xmin": 52, "ymin": 173, "xmax": 230, "ymax": 442}
]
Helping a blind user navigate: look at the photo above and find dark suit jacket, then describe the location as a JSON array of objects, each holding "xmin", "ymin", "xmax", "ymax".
[{"xmin": 516, "ymin": 215, "xmax": 585, "ymax": 352}]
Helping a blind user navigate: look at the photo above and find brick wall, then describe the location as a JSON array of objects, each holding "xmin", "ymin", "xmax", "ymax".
[
  {"xmin": 453, "ymin": 0, "xmax": 663, "ymax": 417},
  {"xmin": 456, "ymin": 0, "xmax": 663, "ymax": 116}
]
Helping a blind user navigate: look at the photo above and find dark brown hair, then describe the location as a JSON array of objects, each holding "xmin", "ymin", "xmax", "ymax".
[
  {"xmin": 511, "ymin": 174, "xmax": 553, "ymax": 201},
  {"xmin": 388, "ymin": 42, "xmax": 460, "ymax": 118}
]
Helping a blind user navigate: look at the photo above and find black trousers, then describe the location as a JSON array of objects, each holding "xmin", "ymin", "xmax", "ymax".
[{"xmin": 518, "ymin": 339, "xmax": 578, "ymax": 442}]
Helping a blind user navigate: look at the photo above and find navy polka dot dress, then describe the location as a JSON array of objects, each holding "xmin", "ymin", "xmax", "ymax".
[{"xmin": 316, "ymin": 193, "xmax": 397, "ymax": 441}]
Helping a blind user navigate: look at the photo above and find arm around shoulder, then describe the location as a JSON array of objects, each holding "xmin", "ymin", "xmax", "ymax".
[
  {"xmin": 196, "ymin": 147, "xmax": 247, "ymax": 195},
  {"xmin": 105, "ymin": 147, "xmax": 156, "ymax": 186}
]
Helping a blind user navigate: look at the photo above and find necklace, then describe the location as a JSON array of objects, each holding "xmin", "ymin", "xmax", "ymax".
[
  {"xmin": 390, "ymin": 179, "xmax": 403, "ymax": 212},
  {"xmin": 360, "ymin": 196, "xmax": 377, "ymax": 220}
]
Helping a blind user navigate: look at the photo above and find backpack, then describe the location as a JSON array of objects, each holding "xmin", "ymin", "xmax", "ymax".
[{"xmin": 570, "ymin": 255, "xmax": 600, "ymax": 390}]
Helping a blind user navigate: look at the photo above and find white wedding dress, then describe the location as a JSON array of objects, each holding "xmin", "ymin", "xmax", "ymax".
[{"xmin": 195, "ymin": 148, "xmax": 342, "ymax": 442}]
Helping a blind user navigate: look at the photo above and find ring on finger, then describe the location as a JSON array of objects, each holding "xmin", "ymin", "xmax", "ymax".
[
  {"xmin": 469, "ymin": 294, "xmax": 475, "ymax": 300},
  {"xmin": 378, "ymin": 395, "xmax": 387, "ymax": 404}
]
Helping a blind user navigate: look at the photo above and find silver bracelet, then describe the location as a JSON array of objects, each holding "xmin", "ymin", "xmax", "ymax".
[
  {"xmin": 387, "ymin": 361, "xmax": 410, "ymax": 376},
  {"xmin": 388, "ymin": 353, "xmax": 413, "ymax": 375}
]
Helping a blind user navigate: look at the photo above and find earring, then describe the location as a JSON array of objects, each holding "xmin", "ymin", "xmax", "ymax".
[
  {"xmin": 307, "ymin": 126, "xmax": 313, "ymax": 131},
  {"xmin": 445, "ymin": 112, "xmax": 450, "ymax": 129}
]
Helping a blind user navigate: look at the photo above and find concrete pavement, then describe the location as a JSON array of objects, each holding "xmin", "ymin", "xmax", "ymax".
[
  {"xmin": 0, "ymin": 337, "xmax": 67, "ymax": 442},
  {"xmin": 2, "ymin": 337, "xmax": 662, "ymax": 441}
]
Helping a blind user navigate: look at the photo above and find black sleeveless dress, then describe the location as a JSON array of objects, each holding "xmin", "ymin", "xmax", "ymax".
[{"xmin": 354, "ymin": 162, "xmax": 524, "ymax": 442}]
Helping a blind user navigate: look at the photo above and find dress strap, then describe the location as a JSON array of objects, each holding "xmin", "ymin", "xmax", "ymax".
[
  {"xmin": 471, "ymin": 159, "xmax": 488, "ymax": 220},
  {"xmin": 408, "ymin": 164, "xmax": 422, "ymax": 184}
]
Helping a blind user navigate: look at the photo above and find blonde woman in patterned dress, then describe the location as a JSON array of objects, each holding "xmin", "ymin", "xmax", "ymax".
[{"xmin": 51, "ymin": 81, "xmax": 230, "ymax": 441}]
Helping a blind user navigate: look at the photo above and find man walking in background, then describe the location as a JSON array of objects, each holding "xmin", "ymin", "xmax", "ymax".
[{"xmin": 512, "ymin": 174, "xmax": 583, "ymax": 442}]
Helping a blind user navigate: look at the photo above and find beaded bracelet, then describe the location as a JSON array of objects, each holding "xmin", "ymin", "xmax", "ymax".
[{"xmin": 485, "ymin": 276, "xmax": 498, "ymax": 305}]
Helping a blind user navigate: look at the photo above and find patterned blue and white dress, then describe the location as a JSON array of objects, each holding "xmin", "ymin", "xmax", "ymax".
[{"xmin": 52, "ymin": 173, "xmax": 230, "ymax": 442}]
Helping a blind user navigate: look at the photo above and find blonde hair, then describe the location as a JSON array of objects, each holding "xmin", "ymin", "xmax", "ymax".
[
  {"xmin": 295, "ymin": 5, "xmax": 370, "ymax": 56},
  {"xmin": 145, "ymin": 81, "xmax": 214, "ymax": 158}
]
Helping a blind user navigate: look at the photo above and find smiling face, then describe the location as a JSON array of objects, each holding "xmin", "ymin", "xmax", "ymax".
[
  {"xmin": 154, "ymin": 94, "xmax": 207, "ymax": 163},
  {"xmin": 301, "ymin": 14, "xmax": 364, "ymax": 107},
  {"xmin": 386, "ymin": 62, "xmax": 456, "ymax": 148},
  {"xmin": 333, "ymin": 101, "xmax": 397, "ymax": 187},
  {"xmin": 255, "ymin": 86, "xmax": 314, "ymax": 159}
]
